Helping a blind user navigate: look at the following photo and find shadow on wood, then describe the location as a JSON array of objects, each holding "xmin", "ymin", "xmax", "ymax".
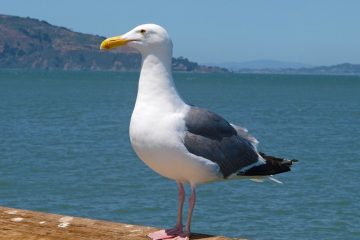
[{"xmin": 0, "ymin": 206, "xmax": 245, "ymax": 240}]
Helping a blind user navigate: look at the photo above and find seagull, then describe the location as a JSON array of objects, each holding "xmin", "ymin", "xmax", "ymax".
[{"xmin": 100, "ymin": 24, "xmax": 297, "ymax": 240}]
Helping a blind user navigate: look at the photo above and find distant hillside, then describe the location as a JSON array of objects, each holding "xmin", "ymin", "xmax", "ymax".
[
  {"xmin": 0, "ymin": 14, "xmax": 228, "ymax": 72},
  {"xmin": 292, "ymin": 63, "xmax": 360, "ymax": 75},
  {"xmin": 214, "ymin": 59, "xmax": 313, "ymax": 71},
  {"xmin": 236, "ymin": 63, "xmax": 360, "ymax": 75},
  {"xmin": 211, "ymin": 59, "xmax": 360, "ymax": 75}
]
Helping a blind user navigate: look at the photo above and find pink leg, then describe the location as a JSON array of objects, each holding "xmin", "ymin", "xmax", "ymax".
[
  {"xmin": 168, "ymin": 185, "xmax": 196, "ymax": 240},
  {"xmin": 183, "ymin": 185, "xmax": 196, "ymax": 239},
  {"xmin": 175, "ymin": 182, "xmax": 185, "ymax": 229},
  {"xmin": 147, "ymin": 182, "xmax": 185, "ymax": 240}
]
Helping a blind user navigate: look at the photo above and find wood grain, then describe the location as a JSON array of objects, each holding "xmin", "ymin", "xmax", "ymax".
[{"xmin": 0, "ymin": 206, "xmax": 243, "ymax": 240}]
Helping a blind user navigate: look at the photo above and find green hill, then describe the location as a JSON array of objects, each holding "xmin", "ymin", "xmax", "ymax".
[{"xmin": 0, "ymin": 14, "xmax": 228, "ymax": 72}]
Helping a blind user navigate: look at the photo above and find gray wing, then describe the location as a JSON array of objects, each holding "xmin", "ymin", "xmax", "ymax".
[
  {"xmin": 230, "ymin": 123, "xmax": 259, "ymax": 146},
  {"xmin": 183, "ymin": 106, "xmax": 259, "ymax": 178}
]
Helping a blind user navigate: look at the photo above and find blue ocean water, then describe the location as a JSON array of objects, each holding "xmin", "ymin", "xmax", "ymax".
[{"xmin": 0, "ymin": 70, "xmax": 359, "ymax": 239}]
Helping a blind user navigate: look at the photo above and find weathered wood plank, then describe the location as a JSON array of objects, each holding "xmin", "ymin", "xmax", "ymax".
[{"xmin": 0, "ymin": 206, "xmax": 242, "ymax": 240}]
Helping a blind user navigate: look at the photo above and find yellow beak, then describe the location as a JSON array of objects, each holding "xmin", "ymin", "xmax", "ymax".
[{"xmin": 100, "ymin": 36, "xmax": 130, "ymax": 50}]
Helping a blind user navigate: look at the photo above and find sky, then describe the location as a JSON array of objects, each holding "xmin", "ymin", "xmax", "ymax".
[{"xmin": 1, "ymin": 0, "xmax": 360, "ymax": 65}]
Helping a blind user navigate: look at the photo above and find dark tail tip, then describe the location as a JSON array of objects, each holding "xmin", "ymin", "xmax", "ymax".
[{"xmin": 238, "ymin": 152, "xmax": 298, "ymax": 176}]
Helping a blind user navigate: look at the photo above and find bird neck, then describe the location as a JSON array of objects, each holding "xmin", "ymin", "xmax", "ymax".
[{"xmin": 135, "ymin": 50, "xmax": 185, "ymax": 111}]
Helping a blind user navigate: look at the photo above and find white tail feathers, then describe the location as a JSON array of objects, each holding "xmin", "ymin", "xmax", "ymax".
[
  {"xmin": 249, "ymin": 176, "xmax": 283, "ymax": 184},
  {"xmin": 249, "ymin": 178, "xmax": 264, "ymax": 183},
  {"xmin": 268, "ymin": 176, "xmax": 283, "ymax": 184}
]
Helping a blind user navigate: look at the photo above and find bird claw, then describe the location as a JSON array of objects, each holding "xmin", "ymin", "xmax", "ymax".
[
  {"xmin": 168, "ymin": 234, "xmax": 190, "ymax": 240},
  {"xmin": 147, "ymin": 228, "xmax": 184, "ymax": 240}
]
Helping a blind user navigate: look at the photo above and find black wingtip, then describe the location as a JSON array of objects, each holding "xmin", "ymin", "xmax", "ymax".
[{"xmin": 239, "ymin": 153, "xmax": 298, "ymax": 176}]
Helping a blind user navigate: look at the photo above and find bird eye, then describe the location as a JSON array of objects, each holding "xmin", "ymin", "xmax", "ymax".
[{"xmin": 140, "ymin": 29, "xmax": 146, "ymax": 34}]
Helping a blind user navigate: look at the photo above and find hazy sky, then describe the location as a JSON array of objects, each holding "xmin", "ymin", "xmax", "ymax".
[{"xmin": 2, "ymin": 0, "xmax": 360, "ymax": 65}]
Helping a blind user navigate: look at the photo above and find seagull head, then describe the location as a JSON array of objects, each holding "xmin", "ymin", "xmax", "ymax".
[{"xmin": 100, "ymin": 24, "xmax": 173, "ymax": 55}]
